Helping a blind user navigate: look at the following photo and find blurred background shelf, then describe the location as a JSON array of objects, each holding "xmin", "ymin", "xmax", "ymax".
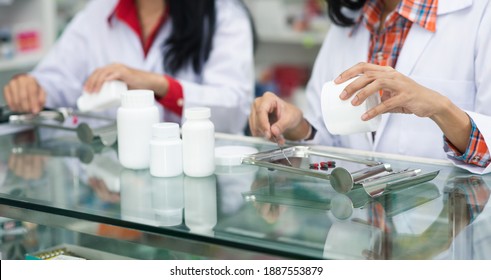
[
  {"xmin": 0, "ymin": 0, "xmax": 56, "ymax": 71},
  {"xmin": 0, "ymin": 53, "xmax": 45, "ymax": 71}
]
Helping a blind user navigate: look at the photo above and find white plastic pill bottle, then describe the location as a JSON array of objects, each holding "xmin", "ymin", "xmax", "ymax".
[
  {"xmin": 182, "ymin": 107, "xmax": 215, "ymax": 177},
  {"xmin": 150, "ymin": 122, "xmax": 183, "ymax": 177},
  {"xmin": 117, "ymin": 90, "xmax": 159, "ymax": 169}
]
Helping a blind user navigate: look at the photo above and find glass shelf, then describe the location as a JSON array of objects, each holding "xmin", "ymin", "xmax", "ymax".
[{"xmin": 0, "ymin": 127, "xmax": 490, "ymax": 259}]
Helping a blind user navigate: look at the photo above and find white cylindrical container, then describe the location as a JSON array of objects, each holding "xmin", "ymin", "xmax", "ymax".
[
  {"xmin": 321, "ymin": 76, "xmax": 382, "ymax": 135},
  {"xmin": 117, "ymin": 90, "xmax": 159, "ymax": 169},
  {"xmin": 150, "ymin": 122, "xmax": 182, "ymax": 177},
  {"xmin": 182, "ymin": 107, "xmax": 215, "ymax": 177}
]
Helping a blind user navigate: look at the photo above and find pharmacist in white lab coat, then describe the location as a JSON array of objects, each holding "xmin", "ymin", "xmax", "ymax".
[
  {"xmin": 249, "ymin": 0, "xmax": 491, "ymax": 174},
  {"xmin": 3, "ymin": 0, "xmax": 254, "ymax": 134}
]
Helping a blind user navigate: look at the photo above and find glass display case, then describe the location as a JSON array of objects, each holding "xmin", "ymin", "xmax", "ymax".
[{"xmin": 0, "ymin": 125, "xmax": 490, "ymax": 260}]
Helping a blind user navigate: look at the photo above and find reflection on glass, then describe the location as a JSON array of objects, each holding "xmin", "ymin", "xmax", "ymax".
[
  {"xmin": 120, "ymin": 169, "xmax": 184, "ymax": 227},
  {"xmin": 184, "ymin": 175, "xmax": 217, "ymax": 236},
  {"xmin": 215, "ymin": 164, "xmax": 258, "ymax": 215},
  {"xmin": 152, "ymin": 175, "xmax": 184, "ymax": 227},
  {"xmin": 323, "ymin": 220, "xmax": 382, "ymax": 260},
  {"xmin": 86, "ymin": 148, "xmax": 122, "ymax": 194},
  {"xmin": 443, "ymin": 175, "xmax": 491, "ymax": 259},
  {"xmin": 331, "ymin": 182, "xmax": 441, "ymax": 220}
]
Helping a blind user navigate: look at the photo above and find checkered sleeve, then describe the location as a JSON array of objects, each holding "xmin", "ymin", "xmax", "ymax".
[{"xmin": 444, "ymin": 117, "xmax": 491, "ymax": 167}]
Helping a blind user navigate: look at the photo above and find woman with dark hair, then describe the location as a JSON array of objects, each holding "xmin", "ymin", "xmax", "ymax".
[
  {"xmin": 3, "ymin": 0, "xmax": 255, "ymax": 134},
  {"xmin": 250, "ymin": 0, "xmax": 491, "ymax": 174}
]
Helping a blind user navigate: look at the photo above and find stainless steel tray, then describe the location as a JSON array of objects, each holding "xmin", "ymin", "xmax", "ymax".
[
  {"xmin": 8, "ymin": 107, "xmax": 117, "ymax": 146},
  {"xmin": 242, "ymin": 146, "xmax": 439, "ymax": 195},
  {"xmin": 242, "ymin": 146, "xmax": 389, "ymax": 191}
]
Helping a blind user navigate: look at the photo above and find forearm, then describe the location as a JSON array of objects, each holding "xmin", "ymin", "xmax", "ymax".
[{"xmin": 430, "ymin": 97, "xmax": 471, "ymax": 153}]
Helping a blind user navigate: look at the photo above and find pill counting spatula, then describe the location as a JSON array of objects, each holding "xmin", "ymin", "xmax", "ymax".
[{"xmin": 272, "ymin": 135, "xmax": 293, "ymax": 167}]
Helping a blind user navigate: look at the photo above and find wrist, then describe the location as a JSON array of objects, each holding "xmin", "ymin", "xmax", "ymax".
[
  {"xmin": 430, "ymin": 95, "xmax": 459, "ymax": 126},
  {"xmin": 284, "ymin": 118, "xmax": 311, "ymax": 141},
  {"xmin": 151, "ymin": 74, "xmax": 169, "ymax": 98}
]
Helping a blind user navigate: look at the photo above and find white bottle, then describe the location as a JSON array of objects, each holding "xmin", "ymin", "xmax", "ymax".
[
  {"xmin": 117, "ymin": 90, "xmax": 159, "ymax": 169},
  {"xmin": 182, "ymin": 107, "xmax": 215, "ymax": 177},
  {"xmin": 150, "ymin": 122, "xmax": 183, "ymax": 177},
  {"xmin": 77, "ymin": 80, "xmax": 128, "ymax": 112}
]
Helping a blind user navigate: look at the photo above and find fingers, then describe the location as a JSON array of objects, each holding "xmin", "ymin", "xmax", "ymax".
[
  {"xmin": 3, "ymin": 75, "xmax": 45, "ymax": 113},
  {"xmin": 335, "ymin": 62, "xmax": 394, "ymax": 84},
  {"xmin": 340, "ymin": 67, "xmax": 397, "ymax": 101},
  {"xmin": 339, "ymin": 73, "xmax": 373, "ymax": 101},
  {"xmin": 8, "ymin": 154, "xmax": 45, "ymax": 180},
  {"xmin": 84, "ymin": 64, "xmax": 125, "ymax": 94},
  {"xmin": 25, "ymin": 77, "xmax": 43, "ymax": 114},
  {"xmin": 249, "ymin": 92, "xmax": 279, "ymax": 139},
  {"xmin": 348, "ymin": 76, "xmax": 387, "ymax": 106},
  {"xmin": 38, "ymin": 88, "xmax": 46, "ymax": 113},
  {"xmin": 3, "ymin": 83, "xmax": 13, "ymax": 111},
  {"xmin": 362, "ymin": 94, "xmax": 404, "ymax": 121},
  {"xmin": 84, "ymin": 68, "xmax": 106, "ymax": 94}
]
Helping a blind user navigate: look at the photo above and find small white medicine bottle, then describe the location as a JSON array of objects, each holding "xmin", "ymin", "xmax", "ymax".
[
  {"xmin": 182, "ymin": 107, "xmax": 215, "ymax": 177},
  {"xmin": 117, "ymin": 90, "xmax": 159, "ymax": 169},
  {"xmin": 150, "ymin": 122, "xmax": 183, "ymax": 177}
]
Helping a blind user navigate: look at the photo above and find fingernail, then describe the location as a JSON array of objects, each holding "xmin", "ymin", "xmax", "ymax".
[
  {"xmin": 361, "ymin": 113, "xmax": 369, "ymax": 121},
  {"xmin": 351, "ymin": 95, "xmax": 359, "ymax": 105},
  {"xmin": 334, "ymin": 76, "xmax": 342, "ymax": 83},
  {"xmin": 340, "ymin": 90, "xmax": 348, "ymax": 99}
]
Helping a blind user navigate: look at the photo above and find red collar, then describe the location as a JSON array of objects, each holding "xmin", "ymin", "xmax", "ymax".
[{"xmin": 108, "ymin": 0, "xmax": 168, "ymax": 56}]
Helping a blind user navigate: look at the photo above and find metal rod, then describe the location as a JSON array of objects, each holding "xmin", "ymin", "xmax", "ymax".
[
  {"xmin": 241, "ymin": 158, "xmax": 355, "ymax": 193},
  {"xmin": 272, "ymin": 135, "xmax": 293, "ymax": 167}
]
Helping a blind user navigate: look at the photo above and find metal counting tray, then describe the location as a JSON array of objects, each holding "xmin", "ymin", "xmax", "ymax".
[{"xmin": 241, "ymin": 146, "xmax": 439, "ymax": 196}]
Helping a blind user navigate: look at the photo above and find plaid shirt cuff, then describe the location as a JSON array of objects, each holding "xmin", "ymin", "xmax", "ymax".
[{"xmin": 444, "ymin": 117, "xmax": 491, "ymax": 167}]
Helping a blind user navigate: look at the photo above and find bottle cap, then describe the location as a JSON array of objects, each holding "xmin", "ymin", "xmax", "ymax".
[
  {"xmin": 184, "ymin": 107, "xmax": 211, "ymax": 120},
  {"xmin": 152, "ymin": 122, "xmax": 180, "ymax": 140},
  {"xmin": 214, "ymin": 145, "xmax": 259, "ymax": 166},
  {"xmin": 121, "ymin": 90, "xmax": 155, "ymax": 108}
]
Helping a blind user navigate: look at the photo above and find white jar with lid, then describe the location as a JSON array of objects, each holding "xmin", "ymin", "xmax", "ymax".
[
  {"xmin": 150, "ymin": 122, "xmax": 183, "ymax": 177},
  {"xmin": 182, "ymin": 107, "xmax": 215, "ymax": 177},
  {"xmin": 117, "ymin": 90, "xmax": 159, "ymax": 169}
]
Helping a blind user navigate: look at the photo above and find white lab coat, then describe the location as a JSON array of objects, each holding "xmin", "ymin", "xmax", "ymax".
[
  {"xmin": 31, "ymin": 0, "xmax": 254, "ymax": 134},
  {"xmin": 305, "ymin": 0, "xmax": 491, "ymax": 174}
]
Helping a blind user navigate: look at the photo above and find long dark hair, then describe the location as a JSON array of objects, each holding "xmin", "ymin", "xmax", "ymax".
[
  {"xmin": 164, "ymin": 0, "xmax": 256, "ymax": 75},
  {"xmin": 325, "ymin": 0, "xmax": 366, "ymax": 27}
]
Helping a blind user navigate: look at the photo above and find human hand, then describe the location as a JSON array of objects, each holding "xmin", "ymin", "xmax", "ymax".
[
  {"xmin": 334, "ymin": 62, "xmax": 448, "ymax": 121},
  {"xmin": 83, "ymin": 63, "xmax": 168, "ymax": 97},
  {"xmin": 248, "ymin": 175, "xmax": 288, "ymax": 224},
  {"xmin": 3, "ymin": 75, "xmax": 46, "ymax": 114},
  {"xmin": 8, "ymin": 154, "xmax": 46, "ymax": 180},
  {"xmin": 88, "ymin": 177, "xmax": 120, "ymax": 203},
  {"xmin": 249, "ymin": 92, "xmax": 306, "ymax": 145}
]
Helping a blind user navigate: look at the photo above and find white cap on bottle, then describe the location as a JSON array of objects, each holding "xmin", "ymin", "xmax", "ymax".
[
  {"xmin": 184, "ymin": 107, "xmax": 211, "ymax": 119},
  {"xmin": 121, "ymin": 90, "xmax": 155, "ymax": 108},
  {"xmin": 152, "ymin": 122, "xmax": 180, "ymax": 140}
]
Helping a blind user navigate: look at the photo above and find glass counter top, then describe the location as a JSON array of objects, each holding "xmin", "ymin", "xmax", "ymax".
[{"xmin": 0, "ymin": 125, "xmax": 490, "ymax": 259}]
